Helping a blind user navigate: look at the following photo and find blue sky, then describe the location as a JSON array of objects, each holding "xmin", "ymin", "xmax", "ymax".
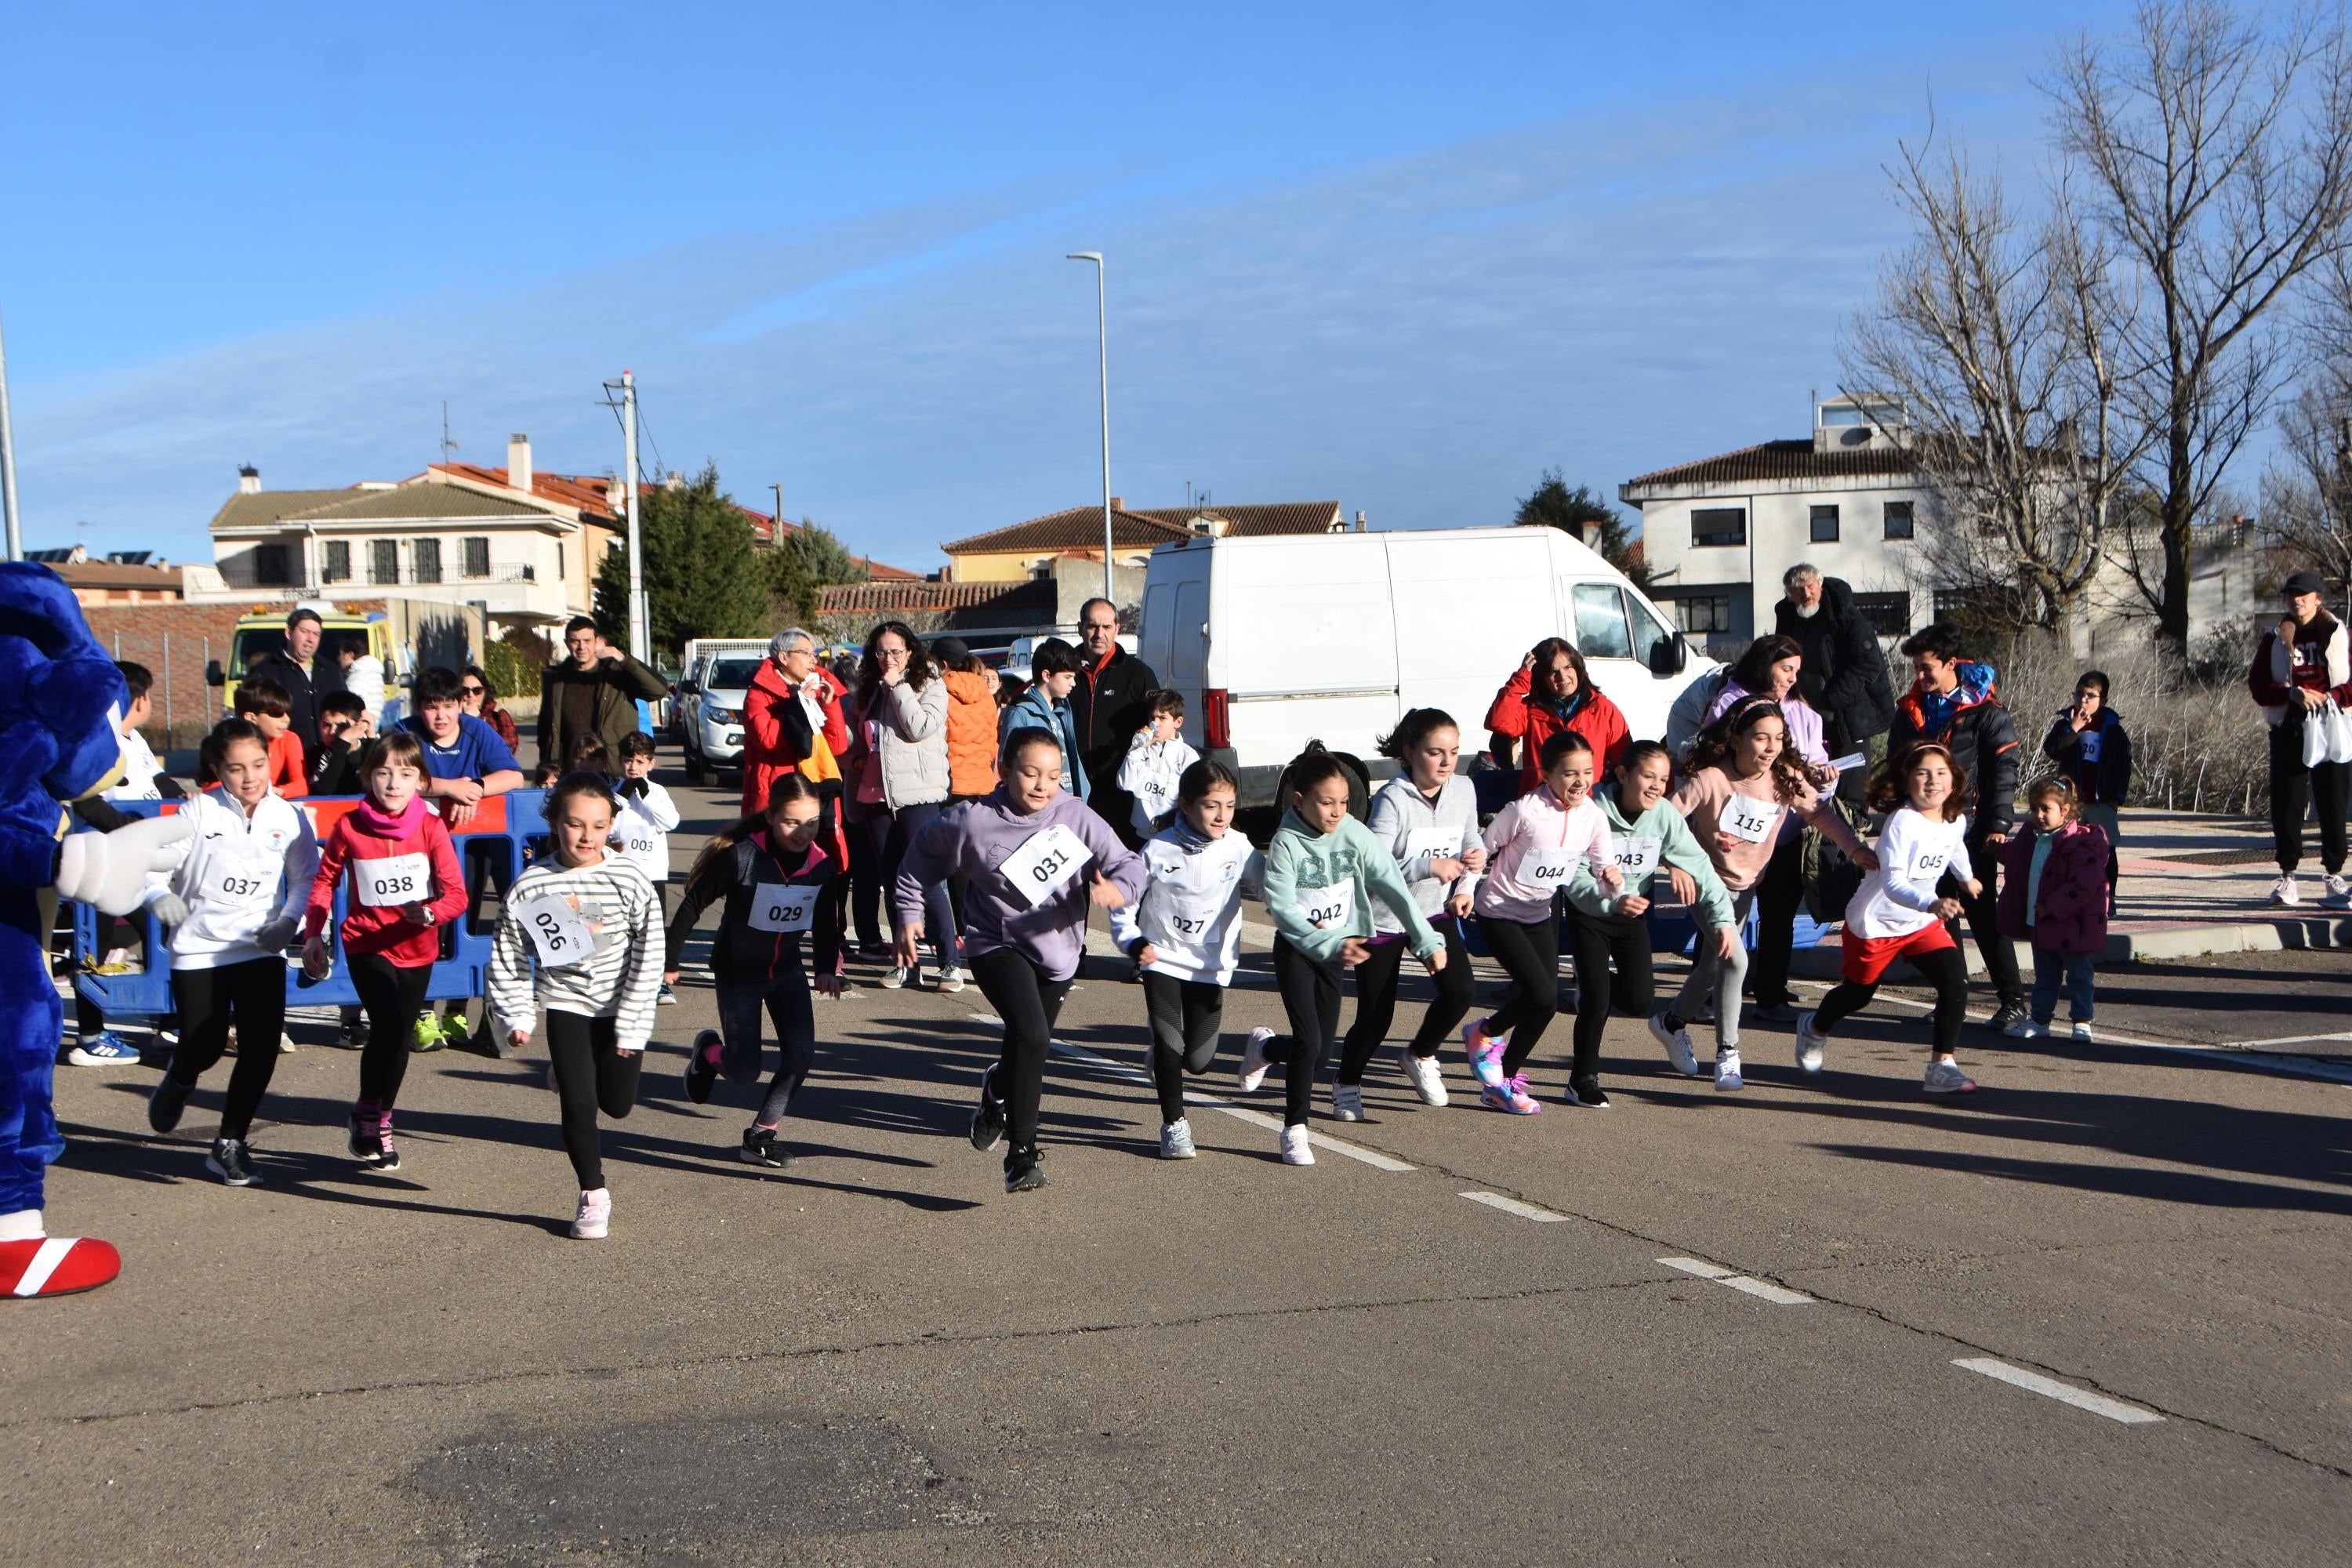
[{"xmin": 0, "ymin": 1, "xmax": 2140, "ymax": 572}]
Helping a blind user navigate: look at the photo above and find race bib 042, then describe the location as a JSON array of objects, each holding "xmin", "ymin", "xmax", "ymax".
[{"xmin": 1295, "ymin": 879, "xmax": 1357, "ymax": 931}]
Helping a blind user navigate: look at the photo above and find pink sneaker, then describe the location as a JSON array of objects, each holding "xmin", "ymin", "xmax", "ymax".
[
  {"xmin": 571, "ymin": 1187, "xmax": 611, "ymax": 1240},
  {"xmin": 1463, "ymin": 1018, "xmax": 1504, "ymax": 1088},
  {"xmin": 1481, "ymin": 1074, "xmax": 1542, "ymax": 1115}
]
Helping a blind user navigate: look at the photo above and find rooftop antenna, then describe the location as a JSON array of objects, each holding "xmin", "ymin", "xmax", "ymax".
[{"xmin": 440, "ymin": 401, "xmax": 459, "ymax": 467}]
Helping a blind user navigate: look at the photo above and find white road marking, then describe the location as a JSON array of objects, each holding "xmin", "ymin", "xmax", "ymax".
[
  {"xmin": 1657, "ymin": 1256, "xmax": 1813, "ymax": 1304},
  {"xmin": 1460, "ymin": 1191, "xmax": 1570, "ymax": 1222},
  {"xmin": 1951, "ymin": 1358, "xmax": 2164, "ymax": 1425}
]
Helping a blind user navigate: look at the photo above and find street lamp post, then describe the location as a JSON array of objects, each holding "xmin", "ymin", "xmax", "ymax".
[{"xmin": 1066, "ymin": 251, "xmax": 1112, "ymax": 605}]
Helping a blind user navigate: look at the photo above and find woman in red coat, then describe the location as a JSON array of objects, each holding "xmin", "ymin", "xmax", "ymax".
[{"xmin": 1485, "ymin": 637, "xmax": 1632, "ymax": 794}]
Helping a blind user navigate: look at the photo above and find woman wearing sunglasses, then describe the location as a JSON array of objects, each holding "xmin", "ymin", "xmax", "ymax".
[{"xmin": 461, "ymin": 665, "xmax": 521, "ymax": 753}]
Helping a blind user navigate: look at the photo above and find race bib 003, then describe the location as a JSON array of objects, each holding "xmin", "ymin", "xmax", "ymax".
[
  {"xmin": 353, "ymin": 852, "xmax": 430, "ymax": 909},
  {"xmin": 1002, "ymin": 824, "xmax": 1093, "ymax": 909}
]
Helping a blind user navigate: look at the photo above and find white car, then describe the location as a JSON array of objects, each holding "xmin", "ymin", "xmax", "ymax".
[{"xmin": 679, "ymin": 647, "xmax": 770, "ymax": 787}]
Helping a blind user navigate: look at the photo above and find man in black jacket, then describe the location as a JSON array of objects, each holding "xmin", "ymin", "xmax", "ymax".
[
  {"xmin": 1775, "ymin": 566, "xmax": 1895, "ymax": 804},
  {"xmin": 246, "ymin": 606, "xmax": 346, "ymax": 770},
  {"xmin": 1071, "ymin": 597, "xmax": 1160, "ymax": 847},
  {"xmin": 1889, "ymin": 621, "xmax": 2027, "ymax": 1029}
]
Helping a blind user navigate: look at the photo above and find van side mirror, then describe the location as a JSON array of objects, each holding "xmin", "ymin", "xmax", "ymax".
[
  {"xmin": 1649, "ymin": 634, "xmax": 1688, "ymax": 678},
  {"xmin": 204, "ymin": 659, "xmax": 225, "ymax": 688}
]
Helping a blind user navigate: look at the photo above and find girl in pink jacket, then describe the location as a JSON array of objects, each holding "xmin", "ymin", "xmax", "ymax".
[{"xmin": 1995, "ymin": 778, "xmax": 2112, "ymax": 1043}]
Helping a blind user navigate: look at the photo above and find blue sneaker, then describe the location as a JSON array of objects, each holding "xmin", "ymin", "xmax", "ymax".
[{"xmin": 67, "ymin": 1032, "xmax": 143, "ymax": 1066}]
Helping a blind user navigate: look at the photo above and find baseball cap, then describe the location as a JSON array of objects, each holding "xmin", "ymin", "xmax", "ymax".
[{"xmin": 2284, "ymin": 570, "xmax": 2325, "ymax": 598}]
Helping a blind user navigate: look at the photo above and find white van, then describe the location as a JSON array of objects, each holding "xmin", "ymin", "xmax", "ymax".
[{"xmin": 1135, "ymin": 526, "xmax": 1715, "ymax": 804}]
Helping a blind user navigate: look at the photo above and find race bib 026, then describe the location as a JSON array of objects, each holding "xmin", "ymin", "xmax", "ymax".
[{"xmin": 520, "ymin": 895, "xmax": 594, "ymax": 967}]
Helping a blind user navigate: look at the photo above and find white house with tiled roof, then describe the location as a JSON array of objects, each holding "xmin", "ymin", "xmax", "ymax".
[{"xmin": 942, "ymin": 499, "xmax": 1350, "ymax": 583}]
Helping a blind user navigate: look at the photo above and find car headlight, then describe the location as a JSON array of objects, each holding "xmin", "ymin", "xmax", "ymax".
[{"xmin": 704, "ymin": 705, "xmax": 739, "ymax": 724}]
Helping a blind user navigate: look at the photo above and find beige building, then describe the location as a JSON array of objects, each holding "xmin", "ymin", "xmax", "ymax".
[{"xmin": 942, "ymin": 500, "xmax": 1349, "ymax": 585}]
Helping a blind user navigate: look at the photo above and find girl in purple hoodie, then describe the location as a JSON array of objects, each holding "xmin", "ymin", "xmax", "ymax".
[{"xmin": 895, "ymin": 724, "xmax": 1145, "ymax": 1194}]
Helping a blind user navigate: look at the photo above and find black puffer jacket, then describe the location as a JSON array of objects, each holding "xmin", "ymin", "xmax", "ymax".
[{"xmin": 1774, "ymin": 576, "xmax": 1896, "ymax": 749}]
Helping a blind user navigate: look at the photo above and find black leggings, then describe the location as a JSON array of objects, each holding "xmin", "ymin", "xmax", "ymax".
[
  {"xmin": 716, "ymin": 968, "xmax": 815, "ymax": 1127},
  {"xmin": 1747, "ymin": 832, "xmax": 1804, "ymax": 1010},
  {"xmin": 1812, "ymin": 943, "xmax": 1968, "ymax": 1057},
  {"xmin": 969, "ymin": 946, "xmax": 1073, "ymax": 1150},
  {"xmin": 1268, "ymin": 937, "xmax": 1343, "ymax": 1127},
  {"xmin": 1337, "ymin": 923, "xmax": 1473, "ymax": 1083},
  {"xmin": 167, "ymin": 957, "xmax": 286, "ymax": 1142},
  {"xmin": 1564, "ymin": 909, "xmax": 1654, "ymax": 1083},
  {"xmin": 1478, "ymin": 913, "xmax": 1562, "ymax": 1076},
  {"xmin": 348, "ymin": 952, "xmax": 430, "ymax": 1119},
  {"xmin": 2271, "ymin": 719, "xmax": 2350, "ymax": 874},
  {"xmin": 1141, "ymin": 972, "xmax": 1225, "ymax": 1123},
  {"xmin": 545, "ymin": 1009, "xmax": 643, "ymax": 1189}
]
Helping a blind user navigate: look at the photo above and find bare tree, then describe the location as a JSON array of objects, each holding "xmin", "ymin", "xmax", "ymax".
[
  {"xmin": 2047, "ymin": 0, "xmax": 2352, "ymax": 645},
  {"xmin": 1843, "ymin": 134, "xmax": 2140, "ymax": 631},
  {"xmin": 2261, "ymin": 374, "xmax": 2352, "ymax": 611}
]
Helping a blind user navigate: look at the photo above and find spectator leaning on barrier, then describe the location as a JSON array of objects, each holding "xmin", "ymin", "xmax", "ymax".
[
  {"xmin": 2040, "ymin": 670, "xmax": 2132, "ymax": 856},
  {"xmin": 1774, "ymin": 565, "xmax": 1895, "ymax": 804},
  {"xmin": 1485, "ymin": 636, "xmax": 1631, "ymax": 793},
  {"xmin": 403, "ymin": 666, "xmax": 524, "ymax": 828},
  {"xmin": 1889, "ymin": 621, "xmax": 2025, "ymax": 1029},
  {"xmin": 2248, "ymin": 570, "xmax": 2352, "ymax": 909},
  {"xmin": 539, "ymin": 615, "xmax": 669, "ymax": 768},
  {"xmin": 1072, "ymin": 597, "xmax": 1160, "ymax": 846},
  {"xmin": 247, "ymin": 605, "xmax": 347, "ymax": 770}
]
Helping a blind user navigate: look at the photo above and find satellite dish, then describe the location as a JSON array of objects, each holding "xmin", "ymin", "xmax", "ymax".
[{"xmin": 1839, "ymin": 426, "xmax": 1872, "ymax": 447}]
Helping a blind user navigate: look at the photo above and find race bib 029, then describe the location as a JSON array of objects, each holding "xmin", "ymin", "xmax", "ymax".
[{"xmin": 749, "ymin": 887, "xmax": 816, "ymax": 933}]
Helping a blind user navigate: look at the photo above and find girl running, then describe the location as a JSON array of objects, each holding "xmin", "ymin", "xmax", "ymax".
[
  {"xmin": 1250, "ymin": 747, "xmax": 1446, "ymax": 1160},
  {"xmin": 1337, "ymin": 709, "xmax": 1481, "ymax": 1115},
  {"xmin": 664, "ymin": 773, "xmax": 844, "ymax": 1170},
  {"xmin": 143, "ymin": 719, "xmax": 319, "ymax": 1186},
  {"xmin": 1656, "ymin": 696, "xmax": 1872, "ymax": 1091},
  {"xmin": 895, "ymin": 725, "xmax": 1144, "ymax": 1192},
  {"xmin": 301, "ymin": 731, "xmax": 467, "ymax": 1172},
  {"xmin": 488, "ymin": 771, "xmax": 666, "ymax": 1239},
  {"xmin": 1563, "ymin": 742, "xmax": 1735, "ymax": 1108},
  {"xmin": 1107, "ymin": 759, "xmax": 1264, "ymax": 1158},
  {"xmin": 1467, "ymin": 730, "xmax": 1617, "ymax": 1114},
  {"xmin": 1795, "ymin": 743, "xmax": 1982, "ymax": 1092}
]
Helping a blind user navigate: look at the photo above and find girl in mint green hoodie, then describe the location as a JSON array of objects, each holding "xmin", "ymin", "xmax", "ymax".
[{"xmin": 1243, "ymin": 748, "xmax": 1446, "ymax": 1165}]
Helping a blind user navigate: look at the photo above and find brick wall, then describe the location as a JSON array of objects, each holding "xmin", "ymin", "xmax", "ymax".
[{"xmin": 78, "ymin": 597, "xmax": 387, "ymax": 749}]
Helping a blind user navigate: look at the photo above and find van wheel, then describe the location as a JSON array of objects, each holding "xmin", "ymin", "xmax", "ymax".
[{"xmin": 1330, "ymin": 752, "xmax": 1373, "ymax": 821}]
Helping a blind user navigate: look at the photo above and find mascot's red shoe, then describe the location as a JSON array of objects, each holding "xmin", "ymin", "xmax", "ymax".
[{"xmin": 0, "ymin": 1236, "xmax": 122, "ymax": 1298}]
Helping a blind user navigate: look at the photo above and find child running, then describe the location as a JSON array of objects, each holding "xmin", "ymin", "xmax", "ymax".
[
  {"xmin": 1116, "ymin": 690, "xmax": 1200, "ymax": 839},
  {"xmin": 301, "ymin": 731, "xmax": 467, "ymax": 1171},
  {"xmin": 1108, "ymin": 759, "xmax": 1264, "ymax": 1158},
  {"xmin": 1795, "ymin": 742, "xmax": 1983, "ymax": 1094},
  {"xmin": 143, "ymin": 719, "xmax": 319, "ymax": 1185},
  {"xmin": 1656, "ymin": 696, "xmax": 1871, "ymax": 1091},
  {"xmin": 488, "ymin": 771, "xmax": 665, "ymax": 1240},
  {"xmin": 895, "ymin": 726, "xmax": 1143, "ymax": 1192},
  {"xmin": 612, "ymin": 730, "xmax": 682, "ymax": 1003},
  {"xmin": 1250, "ymin": 746, "xmax": 1446, "ymax": 1159},
  {"xmin": 1995, "ymin": 777, "xmax": 2112, "ymax": 1043},
  {"xmin": 665, "ymin": 774, "xmax": 844, "ymax": 1170},
  {"xmin": 1563, "ymin": 742, "xmax": 1736, "ymax": 1108},
  {"xmin": 1467, "ymin": 730, "xmax": 1616, "ymax": 1114},
  {"xmin": 1337, "ymin": 709, "xmax": 1482, "ymax": 1114}
]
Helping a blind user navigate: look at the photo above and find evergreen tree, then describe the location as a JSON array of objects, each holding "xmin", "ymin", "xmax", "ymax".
[
  {"xmin": 770, "ymin": 517, "xmax": 869, "ymax": 625},
  {"xmin": 593, "ymin": 463, "xmax": 768, "ymax": 658},
  {"xmin": 1513, "ymin": 467, "xmax": 1650, "ymax": 587}
]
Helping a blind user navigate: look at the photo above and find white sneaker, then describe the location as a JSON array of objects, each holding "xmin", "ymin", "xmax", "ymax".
[
  {"xmin": 2071, "ymin": 1021, "xmax": 2094, "ymax": 1043},
  {"xmin": 880, "ymin": 965, "xmax": 911, "ymax": 990},
  {"xmin": 1922, "ymin": 1059, "xmax": 1977, "ymax": 1094},
  {"xmin": 1279, "ymin": 1123, "xmax": 1315, "ymax": 1165},
  {"xmin": 1396, "ymin": 1045, "xmax": 1448, "ymax": 1107},
  {"xmin": 2270, "ymin": 875, "xmax": 2302, "ymax": 907},
  {"xmin": 1713, "ymin": 1048, "xmax": 1744, "ymax": 1092},
  {"xmin": 2325, "ymin": 874, "xmax": 2352, "ymax": 909},
  {"xmin": 938, "ymin": 965, "xmax": 967, "ymax": 995},
  {"xmin": 1238, "ymin": 1026, "xmax": 1274, "ymax": 1094},
  {"xmin": 1650, "ymin": 1012, "xmax": 1699, "ymax": 1076},
  {"xmin": 1794, "ymin": 1011, "xmax": 1827, "ymax": 1074},
  {"xmin": 2005, "ymin": 1017, "xmax": 2046, "ymax": 1039},
  {"xmin": 1159, "ymin": 1118, "xmax": 1196, "ymax": 1160},
  {"xmin": 1330, "ymin": 1082, "xmax": 1363, "ymax": 1122},
  {"xmin": 570, "ymin": 1187, "xmax": 611, "ymax": 1240}
]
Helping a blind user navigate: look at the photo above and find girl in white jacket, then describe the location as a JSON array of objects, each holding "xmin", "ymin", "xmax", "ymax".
[
  {"xmin": 143, "ymin": 719, "xmax": 320, "ymax": 1187},
  {"xmin": 1109, "ymin": 759, "xmax": 1265, "ymax": 1159}
]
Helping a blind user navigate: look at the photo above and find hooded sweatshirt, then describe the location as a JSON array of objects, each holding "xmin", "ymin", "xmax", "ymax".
[
  {"xmin": 1263, "ymin": 808, "xmax": 1442, "ymax": 963},
  {"xmin": 1569, "ymin": 782, "xmax": 1736, "ymax": 931},
  {"xmin": 150, "ymin": 787, "xmax": 319, "ymax": 970},
  {"xmin": 1364, "ymin": 771, "xmax": 1482, "ymax": 932},
  {"xmin": 303, "ymin": 794, "xmax": 468, "ymax": 965},
  {"xmin": 894, "ymin": 788, "xmax": 1143, "ymax": 980},
  {"xmin": 1108, "ymin": 818, "xmax": 1264, "ymax": 984},
  {"xmin": 1474, "ymin": 783, "xmax": 1611, "ymax": 924}
]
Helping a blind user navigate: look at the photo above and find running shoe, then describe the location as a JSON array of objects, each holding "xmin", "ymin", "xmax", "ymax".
[
  {"xmin": 67, "ymin": 1032, "xmax": 142, "ymax": 1067},
  {"xmin": 683, "ymin": 1029, "xmax": 722, "ymax": 1104},
  {"xmin": 375, "ymin": 1117, "xmax": 401, "ymax": 1173},
  {"xmin": 2007, "ymin": 1017, "xmax": 2049, "ymax": 1040},
  {"xmin": 1462, "ymin": 1018, "xmax": 1505, "ymax": 1088},
  {"xmin": 1713, "ymin": 1049, "xmax": 1744, "ymax": 1092},
  {"xmin": 855, "ymin": 942, "xmax": 895, "ymax": 962},
  {"xmin": 739, "ymin": 1127, "xmax": 793, "ymax": 1169},
  {"xmin": 1794, "ymin": 1011, "xmax": 1828, "ymax": 1074},
  {"xmin": 1563, "ymin": 1076, "xmax": 1611, "ymax": 1109},
  {"xmin": 276, "ymin": 1033, "xmax": 298, "ymax": 1054},
  {"xmin": 1987, "ymin": 1002, "xmax": 2029, "ymax": 1033},
  {"xmin": 970, "ymin": 1062, "xmax": 1007, "ymax": 1152},
  {"xmin": 1648, "ymin": 1011, "xmax": 1699, "ymax": 1077},
  {"xmin": 346, "ymin": 1107, "xmax": 380, "ymax": 1163},
  {"xmin": 2325, "ymin": 874, "xmax": 2352, "ymax": 909},
  {"xmin": 571, "ymin": 1188, "xmax": 611, "ymax": 1240},
  {"xmin": 147, "ymin": 1074, "xmax": 191, "ymax": 1134},
  {"xmin": 1238, "ymin": 1026, "xmax": 1274, "ymax": 1094},
  {"xmin": 1330, "ymin": 1082, "xmax": 1364, "ymax": 1122},
  {"xmin": 1397, "ymin": 1045, "xmax": 1448, "ymax": 1108},
  {"xmin": 938, "ymin": 965, "xmax": 967, "ymax": 995},
  {"xmin": 1004, "ymin": 1143, "xmax": 1047, "ymax": 1192},
  {"xmin": 657, "ymin": 981, "xmax": 678, "ymax": 1006},
  {"xmin": 335, "ymin": 1020, "xmax": 368, "ymax": 1051},
  {"xmin": 2071, "ymin": 1021, "xmax": 2095, "ymax": 1043},
  {"xmin": 1159, "ymin": 1118, "xmax": 1196, "ymax": 1160},
  {"xmin": 1279, "ymin": 1124, "xmax": 1315, "ymax": 1165},
  {"xmin": 1922, "ymin": 1059, "xmax": 1977, "ymax": 1094},
  {"xmin": 1481, "ymin": 1075, "xmax": 1541, "ymax": 1115},
  {"xmin": 2270, "ymin": 874, "xmax": 2302, "ymax": 907},
  {"xmin": 410, "ymin": 1012, "xmax": 447, "ymax": 1051},
  {"xmin": 880, "ymin": 965, "xmax": 911, "ymax": 990},
  {"xmin": 206, "ymin": 1138, "xmax": 260, "ymax": 1188}
]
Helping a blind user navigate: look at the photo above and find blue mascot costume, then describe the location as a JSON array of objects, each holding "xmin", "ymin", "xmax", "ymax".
[{"xmin": 0, "ymin": 561, "xmax": 164, "ymax": 1297}]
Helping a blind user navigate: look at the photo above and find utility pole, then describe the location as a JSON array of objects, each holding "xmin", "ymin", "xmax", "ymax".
[
  {"xmin": 622, "ymin": 370, "xmax": 646, "ymax": 661},
  {"xmin": 1067, "ymin": 252, "xmax": 1112, "ymax": 604},
  {"xmin": 0, "ymin": 310, "xmax": 22, "ymax": 562},
  {"xmin": 771, "ymin": 482, "xmax": 786, "ymax": 547}
]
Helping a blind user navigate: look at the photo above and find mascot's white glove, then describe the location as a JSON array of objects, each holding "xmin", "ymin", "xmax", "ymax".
[
  {"xmin": 148, "ymin": 891, "xmax": 189, "ymax": 927},
  {"xmin": 55, "ymin": 813, "xmax": 194, "ymax": 916}
]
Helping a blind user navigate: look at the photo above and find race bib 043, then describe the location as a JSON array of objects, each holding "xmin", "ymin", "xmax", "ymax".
[{"xmin": 1606, "ymin": 833, "xmax": 1661, "ymax": 884}]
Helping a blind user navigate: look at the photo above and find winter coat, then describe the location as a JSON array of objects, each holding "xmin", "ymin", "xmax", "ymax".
[
  {"xmin": 2041, "ymin": 709, "xmax": 2133, "ymax": 806},
  {"xmin": 940, "ymin": 667, "xmax": 1001, "ymax": 797},
  {"xmin": 478, "ymin": 698, "xmax": 521, "ymax": 753},
  {"xmin": 1773, "ymin": 575, "xmax": 1896, "ymax": 749},
  {"xmin": 1483, "ymin": 667, "xmax": 1632, "ymax": 793},
  {"xmin": 862, "ymin": 677, "xmax": 950, "ymax": 810},
  {"xmin": 1997, "ymin": 820, "xmax": 2112, "ymax": 955},
  {"xmin": 998, "ymin": 687, "xmax": 1088, "ymax": 800},
  {"xmin": 741, "ymin": 659, "xmax": 849, "ymax": 816},
  {"xmin": 538, "ymin": 651, "xmax": 668, "ymax": 767},
  {"xmin": 1075, "ymin": 646, "xmax": 1161, "ymax": 823},
  {"xmin": 2247, "ymin": 612, "xmax": 2352, "ymax": 727},
  {"xmin": 1889, "ymin": 659, "xmax": 2020, "ymax": 844},
  {"xmin": 247, "ymin": 648, "xmax": 346, "ymax": 768}
]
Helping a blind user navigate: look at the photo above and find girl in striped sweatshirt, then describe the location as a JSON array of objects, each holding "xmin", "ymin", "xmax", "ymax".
[{"xmin": 488, "ymin": 771, "xmax": 666, "ymax": 1240}]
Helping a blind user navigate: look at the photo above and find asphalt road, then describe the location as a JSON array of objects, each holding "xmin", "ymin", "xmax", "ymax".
[{"xmin": 12, "ymin": 760, "xmax": 2352, "ymax": 1566}]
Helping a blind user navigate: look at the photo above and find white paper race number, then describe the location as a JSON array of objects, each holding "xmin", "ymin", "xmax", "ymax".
[
  {"xmin": 1003, "ymin": 825, "xmax": 1093, "ymax": 908},
  {"xmin": 1606, "ymin": 833, "xmax": 1661, "ymax": 884},
  {"xmin": 211, "ymin": 858, "xmax": 276, "ymax": 906},
  {"xmin": 1721, "ymin": 791, "xmax": 1780, "ymax": 845},
  {"xmin": 1519, "ymin": 846, "xmax": 1582, "ymax": 887},
  {"xmin": 353, "ymin": 852, "xmax": 430, "ymax": 909},
  {"xmin": 1295, "ymin": 880, "xmax": 1357, "ymax": 930},
  {"xmin": 521, "ymin": 896, "xmax": 593, "ymax": 967},
  {"xmin": 749, "ymin": 887, "xmax": 815, "ymax": 933}
]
